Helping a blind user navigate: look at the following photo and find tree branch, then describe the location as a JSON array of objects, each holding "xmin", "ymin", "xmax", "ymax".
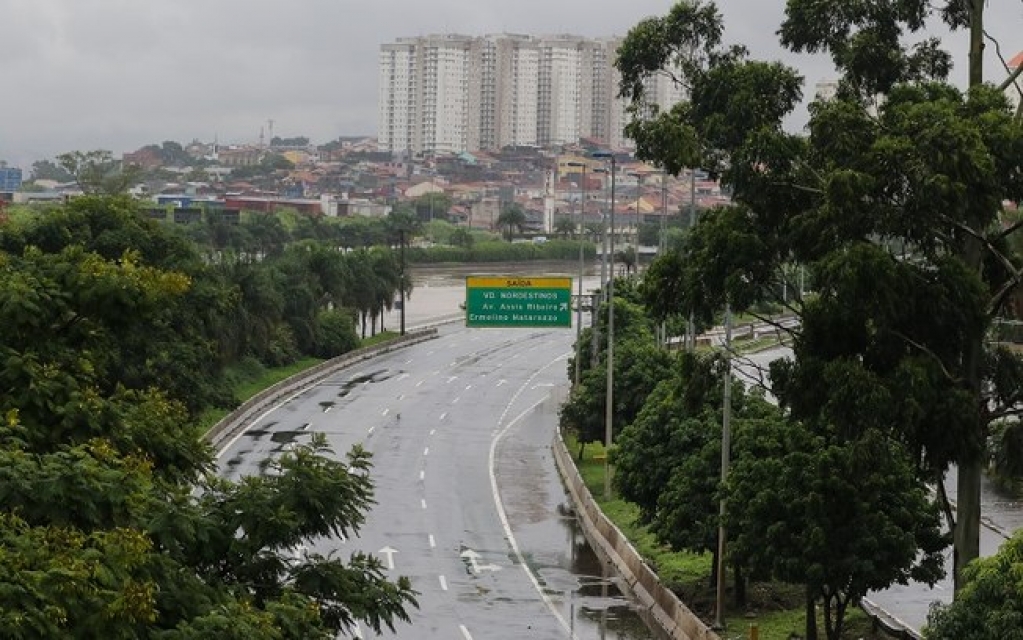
[{"xmin": 889, "ymin": 329, "xmax": 961, "ymax": 384}]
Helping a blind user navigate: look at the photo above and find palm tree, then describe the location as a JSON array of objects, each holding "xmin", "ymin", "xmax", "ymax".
[
  {"xmin": 553, "ymin": 217, "xmax": 576, "ymax": 238},
  {"xmin": 496, "ymin": 203, "xmax": 527, "ymax": 241}
]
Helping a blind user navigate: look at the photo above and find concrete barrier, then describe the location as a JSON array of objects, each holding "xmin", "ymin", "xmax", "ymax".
[
  {"xmin": 204, "ymin": 328, "xmax": 439, "ymax": 449},
  {"xmin": 551, "ymin": 430, "xmax": 720, "ymax": 640}
]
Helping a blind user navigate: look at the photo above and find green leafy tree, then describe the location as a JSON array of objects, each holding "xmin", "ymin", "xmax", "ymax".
[
  {"xmin": 58, "ymin": 149, "xmax": 141, "ymax": 194},
  {"xmin": 496, "ymin": 203, "xmax": 527, "ymax": 241},
  {"xmin": 449, "ymin": 227, "xmax": 474, "ymax": 249},
  {"xmin": 925, "ymin": 530, "xmax": 1023, "ymax": 639},
  {"xmin": 29, "ymin": 158, "xmax": 73, "ymax": 182},
  {"xmin": 618, "ymin": 0, "xmax": 1023, "ymax": 593},
  {"xmin": 414, "ymin": 193, "xmax": 452, "ymax": 222},
  {"xmin": 560, "ymin": 299, "xmax": 672, "ymax": 453},
  {"xmin": 728, "ymin": 422, "xmax": 946, "ymax": 640},
  {"xmin": 553, "ymin": 217, "xmax": 576, "ymax": 238},
  {"xmin": 0, "ymin": 208, "xmax": 419, "ymax": 636}
]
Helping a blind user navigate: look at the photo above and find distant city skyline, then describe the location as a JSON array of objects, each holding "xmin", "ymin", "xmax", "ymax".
[
  {"xmin": 378, "ymin": 33, "xmax": 684, "ymax": 156},
  {"xmin": 2, "ymin": 0, "xmax": 1019, "ymax": 169}
]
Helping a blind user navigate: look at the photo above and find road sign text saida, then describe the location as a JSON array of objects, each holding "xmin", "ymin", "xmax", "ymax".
[{"xmin": 465, "ymin": 276, "xmax": 572, "ymax": 328}]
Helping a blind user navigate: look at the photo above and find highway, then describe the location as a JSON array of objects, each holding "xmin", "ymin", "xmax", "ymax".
[{"xmin": 216, "ymin": 320, "xmax": 655, "ymax": 639}]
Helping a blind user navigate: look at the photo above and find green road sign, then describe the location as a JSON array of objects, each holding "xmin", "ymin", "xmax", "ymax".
[{"xmin": 465, "ymin": 276, "xmax": 572, "ymax": 328}]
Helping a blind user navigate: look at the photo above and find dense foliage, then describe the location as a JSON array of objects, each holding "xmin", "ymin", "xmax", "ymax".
[
  {"xmin": 559, "ymin": 1, "xmax": 1023, "ymax": 636},
  {"xmin": 0, "ymin": 196, "xmax": 419, "ymax": 637}
]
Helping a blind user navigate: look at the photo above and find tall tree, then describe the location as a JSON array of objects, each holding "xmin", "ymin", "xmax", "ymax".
[
  {"xmin": 0, "ymin": 200, "xmax": 419, "ymax": 637},
  {"xmin": 496, "ymin": 203, "xmax": 527, "ymax": 241},
  {"xmin": 58, "ymin": 150, "xmax": 140, "ymax": 195},
  {"xmin": 618, "ymin": 0, "xmax": 1023, "ymax": 594}
]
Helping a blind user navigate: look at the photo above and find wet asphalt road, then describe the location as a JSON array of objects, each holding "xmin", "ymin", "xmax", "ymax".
[{"xmin": 217, "ymin": 321, "xmax": 655, "ymax": 639}]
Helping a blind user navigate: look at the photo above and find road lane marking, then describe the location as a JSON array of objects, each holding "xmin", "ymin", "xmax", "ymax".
[
  {"xmin": 404, "ymin": 359, "xmax": 413, "ymax": 365},
  {"xmin": 439, "ymin": 412, "xmax": 447, "ymax": 421},
  {"xmin": 439, "ymin": 575, "xmax": 448, "ymax": 591},
  {"xmin": 446, "ymin": 375, "xmax": 458, "ymax": 384},
  {"xmin": 378, "ymin": 546, "xmax": 398, "ymax": 570},
  {"xmin": 301, "ymin": 422, "xmax": 311, "ymax": 430},
  {"xmin": 465, "ymin": 384, "xmax": 473, "ymax": 390},
  {"xmin": 397, "ymin": 373, "xmax": 410, "ymax": 381},
  {"xmin": 452, "ymin": 396, "xmax": 460, "ymax": 404},
  {"xmin": 459, "ymin": 625, "xmax": 473, "ymax": 640},
  {"xmin": 420, "ymin": 470, "xmax": 425, "ymax": 481},
  {"xmin": 416, "ymin": 380, "xmax": 425, "ymax": 387},
  {"xmin": 382, "ymin": 409, "xmax": 390, "ymax": 417},
  {"xmin": 429, "ymin": 534, "xmax": 436, "ymax": 548},
  {"xmin": 423, "ymin": 447, "xmax": 430, "ymax": 456},
  {"xmin": 496, "ymin": 379, "xmax": 507, "ymax": 387},
  {"xmin": 397, "ymin": 394, "xmax": 405, "ymax": 400},
  {"xmin": 429, "ymin": 428, "xmax": 436, "ymax": 436},
  {"xmin": 426, "ymin": 350, "xmax": 435, "ymax": 356},
  {"xmin": 368, "ymin": 426, "xmax": 375, "ymax": 435},
  {"xmin": 489, "ymin": 352, "xmax": 579, "ymax": 638},
  {"xmin": 324, "ymin": 406, "xmax": 332, "ymax": 413},
  {"xmin": 421, "ymin": 499, "xmax": 427, "ymax": 509}
]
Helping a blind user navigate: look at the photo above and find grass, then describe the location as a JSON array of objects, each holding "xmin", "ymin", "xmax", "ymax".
[
  {"xmin": 565, "ymin": 434, "xmax": 890, "ymax": 640},
  {"xmin": 359, "ymin": 330, "xmax": 400, "ymax": 348}
]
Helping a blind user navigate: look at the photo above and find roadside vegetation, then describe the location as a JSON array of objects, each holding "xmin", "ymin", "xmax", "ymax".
[
  {"xmin": 558, "ymin": 2, "xmax": 1023, "ymax": 639},
  {"xmin": 0, "ymin": 195, "xmax": 420, "ymax": 637}
]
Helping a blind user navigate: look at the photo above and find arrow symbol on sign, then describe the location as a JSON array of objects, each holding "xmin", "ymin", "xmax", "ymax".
[
  {"xmin": 378, "ymin": 546, "xmax": 398, "ymax": 570},
  {"xmin": 559, "ymin": 302, "xmax": 568, "ymax": 311}
]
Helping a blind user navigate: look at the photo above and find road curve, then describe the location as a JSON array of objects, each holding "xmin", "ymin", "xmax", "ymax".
[{"xmin": 217, "ymin": 322, "xmax": 654, "ymax": 639}]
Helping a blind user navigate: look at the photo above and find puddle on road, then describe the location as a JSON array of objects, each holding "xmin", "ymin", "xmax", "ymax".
[
  {"xmin": 243, "ymin": 421, "xmax": 279, "ymax": 441},
  {"xmin": 223, "ymin": 449, "xmax": 252, "ymax": 470},
  {"xmin": 337, "ymin": 369, "xmax": 397, "ymax": 398},
  {"xmin": 520, "ymin": 515, "xmax": 659, "ymax": 639}
]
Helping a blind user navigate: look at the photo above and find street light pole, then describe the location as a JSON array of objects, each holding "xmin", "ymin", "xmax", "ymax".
[
  {"xmin": 399, "ymin": 228, "xmax": 406, "ymax": 336},
  {"xmin": 714, "ymin": 303, "xmax": 733, "ymax": 630},
  {"xmin": 593, "ymin": 150, "xmax": 617, "ymax": 499},
  {"xmin": 566, "ymin": 162, "xmax": 587, "ymax": 388}
]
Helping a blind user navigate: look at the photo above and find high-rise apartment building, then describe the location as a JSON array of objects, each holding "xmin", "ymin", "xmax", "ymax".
[{"xmin": 378, "ymin": 33, "xmax": 679, "ymax": 155}]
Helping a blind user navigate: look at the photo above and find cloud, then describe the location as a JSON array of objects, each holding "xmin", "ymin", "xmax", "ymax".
[{"xmin": 2, "ymin": 0, "xmax": 1018, "ymax": 168}]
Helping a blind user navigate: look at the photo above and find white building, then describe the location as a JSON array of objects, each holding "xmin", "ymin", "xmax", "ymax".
[{"xmin": 378, "ymin": 33, "xmax": 667, "ymax": 154}]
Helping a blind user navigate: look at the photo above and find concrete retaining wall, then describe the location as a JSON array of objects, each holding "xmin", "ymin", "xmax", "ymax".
[
  {"xmin": 204, "ymin": 328, "xmax": 438, "ymax": 449},
  {"xmin": 551, "ymin": 430, "xmax": 720, "ymax": 640}
]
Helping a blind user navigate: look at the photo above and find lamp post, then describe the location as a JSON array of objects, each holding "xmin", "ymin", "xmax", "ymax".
[
  {"xmin": 592, "ymin": 150, "xmax": 616, "ymax": 499},
  {"xmin": 714, "ymin": 304, "xmax": 733, "ymax": 629},
  {"xmin": 566, "ymin": 161, "xmax": 588, "ymax": 388},
  {"xmin": 399, "ymin": 227, "xmax": 406, "ymax": 336}
]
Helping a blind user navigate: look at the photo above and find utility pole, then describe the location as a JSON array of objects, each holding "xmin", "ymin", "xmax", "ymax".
[
  {"xmin": 592, "ymin": 151, "xmax": 617, "ymax": 499},
  {"xmin": 399, "ymin": 228, "xmax": 406, "ymax": 336},
  {"xmin": 714, "ymin": 304, "xmax": 733, "ymax": 629}
]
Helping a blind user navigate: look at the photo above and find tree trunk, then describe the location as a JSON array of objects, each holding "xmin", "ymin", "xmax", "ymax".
[
  {"xmin": 733, "ymin": 562, "xmax": 746, "ymax": 609},
  {"xmin": 953, "ymin": 0, "xmax": 987, "ymax": 594},
  {"xmin": 805, "ymin": 588, "xmax": 818, "ymax": 640},
  {"xmin": 577, "ymin": 441, "xmax": 586, "ymax": 462}
]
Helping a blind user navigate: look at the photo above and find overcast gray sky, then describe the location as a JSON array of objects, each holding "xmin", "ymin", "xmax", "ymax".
[{"xmin": 2, "ymin": 0, "xmax": 1019, "ymax": 168}]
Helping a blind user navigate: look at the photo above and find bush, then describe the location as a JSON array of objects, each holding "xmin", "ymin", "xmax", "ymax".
[{"xmin": 314, "ymin": 309, "xmax": 360, "ymax": 358}]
